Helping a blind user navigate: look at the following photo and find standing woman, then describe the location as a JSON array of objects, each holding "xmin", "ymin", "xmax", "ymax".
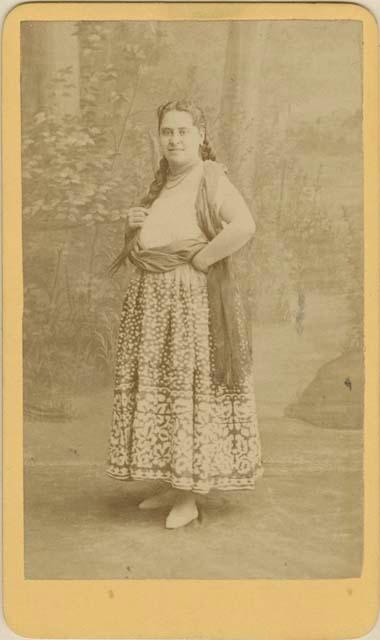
[{"xmin": 106, "ymin": 99, "xmax": 264, "ymax": 529}]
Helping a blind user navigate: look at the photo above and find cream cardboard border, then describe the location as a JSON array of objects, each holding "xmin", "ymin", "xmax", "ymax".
[{"xmin": 2, "ymin": 3, "xmax": 379, "ymax": 639}]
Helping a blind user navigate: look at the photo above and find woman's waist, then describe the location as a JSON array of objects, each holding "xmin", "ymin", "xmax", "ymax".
[
  {"xmin": 129, "ymin": 262, "xmax": 208, "ymax": 288},
  {"xmin": 129, "ymin": 233, "xmax": 208, "ymax": 273}
]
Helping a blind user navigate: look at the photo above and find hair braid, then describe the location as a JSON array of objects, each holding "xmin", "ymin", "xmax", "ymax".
[
  {"xmin": 200, "ymin": 136, "xmax": 216, "ymax": 161},
  {"xmin": 140, "ymin": 156, "xmax": 169, "ymax": 208}
]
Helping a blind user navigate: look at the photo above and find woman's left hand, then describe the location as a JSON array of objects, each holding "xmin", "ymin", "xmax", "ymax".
[{"xmin": 192, "ymin": 252, "xmax": 209, "ymax": 274}]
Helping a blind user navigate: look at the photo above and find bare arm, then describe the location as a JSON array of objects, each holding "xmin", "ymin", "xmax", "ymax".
[{"xmin": 192, "ymin": 184, "xmax": 256, "ymax": 272}]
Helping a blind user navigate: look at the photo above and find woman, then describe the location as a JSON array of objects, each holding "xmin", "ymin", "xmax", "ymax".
[{"xmin": 106, "ymin": 99, "xmax": 263, "ymax": 529}]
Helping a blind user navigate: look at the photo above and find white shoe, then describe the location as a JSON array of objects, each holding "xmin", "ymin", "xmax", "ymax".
[
  {"xmin": 165, "ymin": 500, "xmax": 199, "ymax": 529},
  {"xmin": 138, "ymin": 487, "xmax": 177, "ymax": 510}
]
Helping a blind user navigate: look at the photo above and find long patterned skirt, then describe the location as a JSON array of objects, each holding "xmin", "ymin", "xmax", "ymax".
[{"xmin": 106, "ymin": 264, "xmax": 264, "ymax": 495}]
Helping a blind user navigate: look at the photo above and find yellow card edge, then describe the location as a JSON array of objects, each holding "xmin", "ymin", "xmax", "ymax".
[{"xmin": 2, "ymin": 3, "xmax": 379, "ymax": 639}]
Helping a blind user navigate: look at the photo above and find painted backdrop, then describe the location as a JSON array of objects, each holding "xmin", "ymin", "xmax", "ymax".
[{"xmin": 22, "ymin": 20, "xmax": 364, "ymax": 580}]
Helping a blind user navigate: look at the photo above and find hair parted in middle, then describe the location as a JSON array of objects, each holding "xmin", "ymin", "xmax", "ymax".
[{"xmin": 140, "ymin": 99, "xmax": 217, "ymax": 208}]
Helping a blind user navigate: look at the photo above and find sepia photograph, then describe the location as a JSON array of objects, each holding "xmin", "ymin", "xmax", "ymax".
[{"xmin": 20, "ymin": 16, "xmax": 364, "ymax": 582}]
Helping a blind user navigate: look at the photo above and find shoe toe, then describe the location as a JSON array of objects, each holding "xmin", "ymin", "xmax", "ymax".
[{"xmin": 165, "ymin": 507, "xmax": 199, "ymax": 529}]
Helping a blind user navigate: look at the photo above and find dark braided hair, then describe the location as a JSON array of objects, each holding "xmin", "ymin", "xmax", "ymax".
[
  {"xmin": 108, "ymin": 99, "xmax": 216, "ymax": 275},
  {"xmin": 140, "ymin": 156, "xmax": 169, "ymax": 208}
]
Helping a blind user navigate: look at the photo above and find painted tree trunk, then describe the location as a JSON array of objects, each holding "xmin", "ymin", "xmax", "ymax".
[{"xmin": 218, "ymin": 21, "xmax": 269, "ymax": 203}]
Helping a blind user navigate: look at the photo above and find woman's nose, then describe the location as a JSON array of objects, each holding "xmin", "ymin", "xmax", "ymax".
[{"xmin": 170, "ymin": 131, "xmax": 180, "ymax": 144}]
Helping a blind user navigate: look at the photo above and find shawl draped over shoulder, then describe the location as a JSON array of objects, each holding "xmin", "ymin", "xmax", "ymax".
[{"xmin": 108, "ymin": 159, "xmax": 253, "ymax": 388}]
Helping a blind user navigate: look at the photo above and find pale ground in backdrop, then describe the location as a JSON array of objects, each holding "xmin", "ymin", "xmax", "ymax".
[{"xmin": 24, "ymin": 292, "xmax": 363, "ymax": 580}]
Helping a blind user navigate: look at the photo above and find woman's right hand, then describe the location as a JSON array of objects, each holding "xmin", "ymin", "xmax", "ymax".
[{"xmin": 125, "ymin": 207, "xmax": 149, "ymax": 230}]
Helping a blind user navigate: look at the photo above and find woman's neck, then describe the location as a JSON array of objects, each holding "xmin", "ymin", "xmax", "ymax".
[{"xmin": 167, "ymin": 156, "xmax": 202, "ymax": 177}]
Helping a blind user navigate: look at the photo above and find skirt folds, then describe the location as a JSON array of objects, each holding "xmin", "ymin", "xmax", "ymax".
[{"xmin": 106, "ymin": 264, "xmax": 263, "ymax": 494}]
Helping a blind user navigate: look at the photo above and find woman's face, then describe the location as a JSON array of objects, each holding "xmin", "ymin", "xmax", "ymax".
[{"xmin": 159, "ymin": 110, "xmax": 204, "ymax": 168}]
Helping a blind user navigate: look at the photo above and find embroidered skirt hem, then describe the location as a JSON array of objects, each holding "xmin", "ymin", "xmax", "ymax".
[{"xmin": 105, "ymin": 466, "xmax": 264, "ymax": 495}]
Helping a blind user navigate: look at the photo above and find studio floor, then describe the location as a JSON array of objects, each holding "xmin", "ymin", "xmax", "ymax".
[
  {"xmin": 23, "ymin": 295, "xmax": 363, "ymax": 579},
  {"xmin": 24, "ymin": 411, "xmax": 362, "ymax": 580}
]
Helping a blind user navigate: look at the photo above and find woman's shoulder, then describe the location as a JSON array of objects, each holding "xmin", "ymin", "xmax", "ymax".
[
  {"xmin": 202, "ymin": 160, "xmax": 229, "ymax": 206},
  {"xmin": 203, "ymin": 160, "xmax": 242, "ymax": 207},
  {"xmin": 203, "ymin": 159, "xmax": 228, "ymax": 179}
]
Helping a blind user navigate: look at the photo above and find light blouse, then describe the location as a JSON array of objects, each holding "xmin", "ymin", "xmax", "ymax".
[{"xmin": 139, "ymin": 160, "xmax": 241, "ymax": 250}]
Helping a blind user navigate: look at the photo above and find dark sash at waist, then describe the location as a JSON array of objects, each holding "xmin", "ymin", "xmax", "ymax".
[{"xmin": 128, "ymin": 236, "xmax": 208, "ymax": 272}]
